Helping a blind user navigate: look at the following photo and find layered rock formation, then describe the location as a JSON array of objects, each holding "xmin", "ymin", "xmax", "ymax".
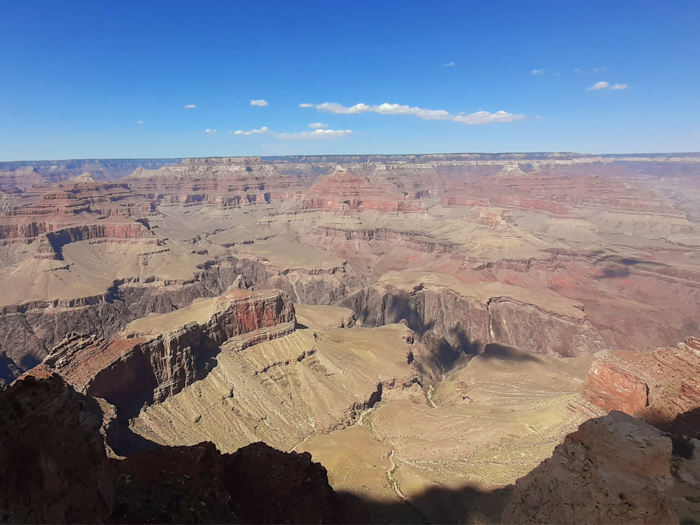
[
  {"xmin": 127, "ymin": 156, "xmax": 310, "ymax": 207},
  {"xmin": 583, "ymin": 337, "xmax": 700, "ymax": 438},
  {"xmin": 2, "ymin": 153, "xmax": 699, "ymax": 371},
  {"xmin": 346, "ymin": 271, "xmax": 605, "ymax": 359},
  {"xmin": 44, "ymin": 287, "xmax": 295, "ymax": 416},
  {"xmin": 296, "ymin": 171, "xmax": 423, "ymax": 212}
]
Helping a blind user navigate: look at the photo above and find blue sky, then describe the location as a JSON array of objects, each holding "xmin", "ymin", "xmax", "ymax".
[{"xmin": 1, "ymin": 0, "xmax": 698, "ymax": 160}]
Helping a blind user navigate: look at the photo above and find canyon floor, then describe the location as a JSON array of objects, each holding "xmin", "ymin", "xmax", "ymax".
[{"xmin": 1, "ymin": 153, "xmax": 700, "ymax": 523}]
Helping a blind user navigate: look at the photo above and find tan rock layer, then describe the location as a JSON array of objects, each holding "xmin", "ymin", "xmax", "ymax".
[{"xmin": 45, "ymin": 288, "xmax": 296, "ymax": 413}]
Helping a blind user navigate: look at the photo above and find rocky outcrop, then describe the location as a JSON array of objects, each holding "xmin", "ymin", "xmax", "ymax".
[
  {"xmin": 583, "ymin": 351, "xmax": 651, "ymax": 414},
  {"xmin": 583, "ymin": 338, "xmax": 700, "ymax": 437},
  {"xmin": 0, "ymin": 365, "xmax": 114, "ymax": 524},
  {"xmin": 344, "ymin": 279, "xmax": 605, "ymax": 363},
  {"xmin": 45, "ymin": 288, "xmax": 296, "ymax": 415},
  {"xmin": 501, "ymin": 411, "xmax": 678, "ymax": 524}
]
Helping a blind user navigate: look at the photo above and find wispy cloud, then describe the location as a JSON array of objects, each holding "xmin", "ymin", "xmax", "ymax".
[
  {"xmin": 276, "ymin": 129, "xmax": 353, "ymax": 139},
  {"xmin": 299, "ymin": 103, "xmax": 314, "ymax": 108},
  {"xmin": 444, "ymin": 62, "xmax": 455, "ymax": 67},
  {"xmin": 587, "ymin": 81, "xmax": 610, "ymax": 90},
  {"xmin": 205, "ymin": 128, "xmax": 217, "ymax": 133},
  {"xmin": 250, "ymin": 99, "xmax": 268, "ymax": 107},
  {"xmin": 452, "ymin": 111, "xmax": 523, "ymax": 124},
  {"xmin": 531, "ymin": 69, "xmax": 545, "ymax": 75},
  {"xmin": 535, "ymin": 115, "xmax": 542, "ymax": 120},
  {"xmin": 136, "ymin": 121, "xmax": 144, "ymax": 124},
  {"xmin": 593, "ymin": 67, "xmax": 608, "ymax": 72},
  {"xmin": 304, "ymin": 102, "xmax": 523, "ymax": 125},
  {"xmin": 308, "ymin": 123, "xmax": 328, "ymax": 129},
  {"xmin": 610, "ymin": 84, "xmax": 628, "ymax": 90},
  {"xmin": 184, "ymin": 104, "xmax": 196, "ymax": 109},
  {"xmin": 232, "ymin": 126, "xmax": 271, "ymax": 135},
  {"xmin": 574, "ymin": 68, "xmax": 582, "ymax": 73}
]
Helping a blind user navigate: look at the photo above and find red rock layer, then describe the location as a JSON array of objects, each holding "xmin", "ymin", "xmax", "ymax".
[
  {"xmin": 583, "ymin": 337, "xmax": 700, "ymax": 436},
  {"xmin": 0, "ymin": 175, "xmax": 157, "ymax": 258},
  {"xmin": 297, "ymin": 172, "xmax": 422, "ymax": 212},
  {"xmin": 443, "ymin": 171, "xmax": 681, "ymax": 216},
  {"xmin": 583, "ymin": 354, "xmax": 650, "ymax": 413}
]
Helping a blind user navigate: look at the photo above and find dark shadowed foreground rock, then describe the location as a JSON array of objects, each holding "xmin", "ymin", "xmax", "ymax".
[
  {"xmin": 0, "ymin": 365, "xmax": 114, "ymax": 524},
  {"xmin": 501, "ymin": 411, "xmax": 678, "ymax": 524},
  {"xmin": 110, "ymin": 442, "xmax": 367, "ymax": 524},
  {"xmin": 0, "ymin": 367, "xmax": 366, "ymax": 524}
]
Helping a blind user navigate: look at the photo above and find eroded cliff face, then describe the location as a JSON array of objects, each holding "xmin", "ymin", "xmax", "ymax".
[
  {"xmin": 502, "ymin": 411, "xmax": 679, "ymax": 524},
  {"xmin": 583, "ymin": 337, "xmax": 700, "ymax": 437},
  {"xmin": 344, "ymin": 278, "xmax": 605, "ymax": 365},
  {"xmin": 0, "ymin": 259, "xmax": 244, "ymax": 369},
  {"xmin": 44, "ymin": 288, "xmax": 296, "ymax": 416}
]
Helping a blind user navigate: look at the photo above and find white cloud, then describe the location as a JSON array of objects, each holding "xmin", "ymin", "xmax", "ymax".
[
  {"xmin": 184, "ymin": 104, "xmax": 196, "ymax": 109},
  {"xmin": 275, "ymin": 129, "xmax": 353, "ymax": 139},
  {"xmin": 250, "ymin": 99, "xmax": 268, "ymax": 107},
  {"xmin": 308, "ymin": 123, "xmax": 328, "ymax": 129},
  {"xmin": 452, "ymin": 110, "xmax": 524, "ymax": 124},
  {"xmin": 232, "ymin": 126, "xmax": 271, "ymax": 135},
  {"xmin": 554, "ymin": 73, "xmax": 562, "ymax": 77},
  {"xmin": 136, "ymin": 121, "xmax": 144, "ymax": 124},
  {"xmin": 535, "ymin": 115, "xmax": 542, "ymax": 120},
  {"xmin": 574, "ymin": 68, "xmax": 581, "ymax": 73},
  {"xmin": 593, "ymin": 67, "xmax": 608, "ymax": 72},
  {"xmin": 315, "ymin": 102, "xmax": 372, "ymax": 114},
  {"xmin": 299, "ymin": 103, "xmax": 314, "ymax": 108},
  {"xmin": 531, "ymin": 69, "xmax": 545, "ymax": 74},
  {"xmin": 610, "ymin": 84, "xmax": 628, "ymax": 90},
  {"xmin": 309, "ymin": 102, "xmax": 523, "ymax": 125},
  {"xmin": 205, "ymin": 128, "xmax": 217, "ymax": 133},
  {"xmin": 587, "ymin": 81, "xmax": 610, "ymax": 90},
  {"xmin": 444, "ymin": 62, "xmax": 455, "ymax": 67}
]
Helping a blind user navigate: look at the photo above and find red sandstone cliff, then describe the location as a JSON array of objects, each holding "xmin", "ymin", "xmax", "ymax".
[{"xmin": 583, "ymin": 337, "xmax": 700, "ymax": 437}]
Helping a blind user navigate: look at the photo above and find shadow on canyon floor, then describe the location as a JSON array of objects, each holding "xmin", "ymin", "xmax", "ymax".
[
  {"xmin": 338, "ymin": 483, "xmax": 513, "ymax": 524},
  {"xmin": 480, "ymin": 342, "xmax": 542, "ymax": 363}
]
